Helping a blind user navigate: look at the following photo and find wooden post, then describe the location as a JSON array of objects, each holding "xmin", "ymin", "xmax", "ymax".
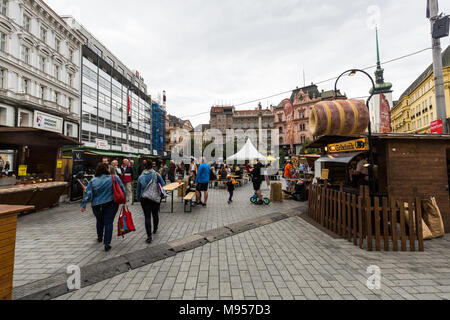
[
  {"xmin": 352, "ymin": 195, "xmax": 357, "ymax": 246},
  {"xmin": 358, "ymin": 195, "xmax": 364, "ymax": 249},
  {"xmin": 413, "ymin": 188, "xmax": 425, "ymax": 252},
  {"xmin": 374, "ymin": 197, "xmax": 381, "ymax": 251},
  {"xmin": 399, "ymin": 201, "xmax": 407, "ymax": 252},
  {"xmin": 347, "ymin": 193, "xmax": 352, "ymax": 242},
  {"xmin": 382, "ymin": 197, "xmax": 389, "ymax": 251},
  {"xmin": 390, "ymin": 198, "xmax": 399, "ymax": 252}
]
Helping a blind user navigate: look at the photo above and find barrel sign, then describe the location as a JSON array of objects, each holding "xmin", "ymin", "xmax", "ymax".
[{"xmin": 309, "ymin": 99, "xmax": 369, "ymax": 136}]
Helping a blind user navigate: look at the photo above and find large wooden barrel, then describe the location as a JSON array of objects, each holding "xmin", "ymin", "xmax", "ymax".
[{"xmin": 309, "ymin": 99, "xmax": 369, "ymax": 136}]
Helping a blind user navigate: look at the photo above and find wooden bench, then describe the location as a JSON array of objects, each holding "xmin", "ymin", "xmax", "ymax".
[{"xmin": 183, "ymin": 192, "xmax": 196, "ymax": 213}]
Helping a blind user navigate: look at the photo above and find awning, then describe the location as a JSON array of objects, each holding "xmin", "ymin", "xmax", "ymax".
[
  {"xmin": 316, "ymin": 152, "xmax": 364, "ymax": 164},
  {"xmin": 0, "ymin": 127, "xmax": 82, "ymax": 148},
  {"xmin": 84, "ymin": 150, "xmax": 136, "ymax": 158}
]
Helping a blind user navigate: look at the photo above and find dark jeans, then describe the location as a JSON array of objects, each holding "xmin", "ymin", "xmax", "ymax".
[
  {"xmin": 92, "ymin": 201, "xmax": 119, "ymax": 246},
  {"xmin": 141, "ymin": 198, "xmax": 160, "ymax": 238},
  {"xmin": 228, "ymin": 190, "xmax": 234, "ymax": 202},
  {"xmin": 168, "ymin": 172, "xmax": 175, "ymax": 183}
]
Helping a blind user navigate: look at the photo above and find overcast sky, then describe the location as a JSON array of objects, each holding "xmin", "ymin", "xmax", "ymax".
[{"xmin": 46, "ymin": 0, "xmax": 450, "ymax": 127}]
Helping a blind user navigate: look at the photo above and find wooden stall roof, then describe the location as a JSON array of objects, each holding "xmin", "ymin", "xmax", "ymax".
[
  {"xmin": 0, "ymin": 127, "xmax": 82, "ymax": 148},
  {"xmin": 307, "ymin": 133, "xmax": 450, "ymax": 149}
]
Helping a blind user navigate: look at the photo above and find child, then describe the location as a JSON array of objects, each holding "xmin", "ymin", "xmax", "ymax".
[{"xmin": 226, "ymin": 175, "xmax": 236, "ymax": 204}]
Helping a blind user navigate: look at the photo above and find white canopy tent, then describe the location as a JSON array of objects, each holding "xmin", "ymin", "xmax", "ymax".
[{"xmin": 226, "ymin": 139, "xmax": 267, "ymax": 162}]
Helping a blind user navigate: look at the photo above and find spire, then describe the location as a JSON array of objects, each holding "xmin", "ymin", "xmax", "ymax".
[{"xmin": 371, "ymin": 27, "xmax": 392, "ymax": 94}]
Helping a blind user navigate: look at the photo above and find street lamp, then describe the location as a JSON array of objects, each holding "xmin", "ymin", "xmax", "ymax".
[{"xmin": 334, "ymin": 69, "xmax": 376, "ymax": 197}]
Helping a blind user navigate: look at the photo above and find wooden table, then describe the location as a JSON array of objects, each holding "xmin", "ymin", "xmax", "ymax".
[
  {"xmin": 163, "ymin": 182, "xmax": 185, "ymax": 213},
  {"xmin": 0, "ymin": 205, "xmax": 35, "ymax": 300}
]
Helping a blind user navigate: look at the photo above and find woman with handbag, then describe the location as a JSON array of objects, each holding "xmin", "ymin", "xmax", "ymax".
[
  {"xmin": 136, "ymin": 161, "xmax": 166, "ymax": 244},
  {"xmin": 80, "ymin": 163, "xmax": 126, "ymax": 252}
]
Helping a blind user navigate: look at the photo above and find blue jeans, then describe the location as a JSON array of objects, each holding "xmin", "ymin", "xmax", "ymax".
[
  {"xmin": 92, "ymin": 201, "xmax": 119, "ymax": 246},
  {"xmin": 228, "ymin": 190, "xmax": 233, "ymax": 202}
]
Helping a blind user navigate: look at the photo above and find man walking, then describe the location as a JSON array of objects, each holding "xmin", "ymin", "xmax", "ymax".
[
  {"xmin": 168, "ymin": 160, "xmax": 176, "ymax": 183},
  {"xmin": 120, "ymin": 159, "xmax": 134, "ymax": 205},
  {"xmin": 251, "ymin": 159, "xmax": 265, "ymax": 205},
  {"xmin": 195, "ymin": 157, "xmax": 211, "ymax": 207}
]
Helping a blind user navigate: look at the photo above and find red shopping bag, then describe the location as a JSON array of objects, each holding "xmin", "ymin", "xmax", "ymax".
[
  {"xmin": 118, "ymin": 205, "xmax": 136, "ymax": 237},
  {"xmin": 112, "ymin": 175, "xmax": 126, "ymax": 204}
]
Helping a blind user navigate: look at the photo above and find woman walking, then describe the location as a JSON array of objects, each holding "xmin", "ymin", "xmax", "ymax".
[
  {"xmin": 80, "ymin": 163, "xmax": 126, "ymax": 252},
  {"xmin": 137, "ymin": 161, "xmax": 166, "ymax": 244}
]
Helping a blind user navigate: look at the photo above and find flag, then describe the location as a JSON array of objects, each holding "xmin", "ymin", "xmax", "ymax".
[{"xmin": 127, "ymin": 93, "xmax": 132, "ymax": 123}]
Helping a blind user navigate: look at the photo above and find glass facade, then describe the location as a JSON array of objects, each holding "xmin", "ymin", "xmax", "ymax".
[{"xmin": 80, "ymin": 57, "xmax": 152, "ymax": 153}]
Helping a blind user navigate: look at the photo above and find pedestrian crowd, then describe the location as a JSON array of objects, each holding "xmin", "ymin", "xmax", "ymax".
[{"xmin": 80, "ymin": 157, "xmax": 270, "ymax": 252}]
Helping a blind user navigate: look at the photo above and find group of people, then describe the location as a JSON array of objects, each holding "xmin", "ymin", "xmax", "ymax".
[
  {"xmin": 81, "ymin": 158, "xmax": 167, "ymax": 251},
  {"xmin": 79, "ymin": 156, "xmax": 272, "ymax": 252}
]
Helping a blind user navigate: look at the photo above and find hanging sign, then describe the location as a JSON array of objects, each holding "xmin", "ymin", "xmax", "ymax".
[
  {"xmin": 56, "ymin": 160, "xmax": 63, "ymax": 169},
  {"xmin": 328, "ymin": 138, "xmax": 369, "ymax": 153}
]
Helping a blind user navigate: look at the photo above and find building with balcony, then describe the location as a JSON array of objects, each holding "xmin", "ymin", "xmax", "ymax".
[
  {"xmin": 62, "ymin": 16, "xmax": 152, "ymax": 155},
  {"xmin": 152, "ymin": 100, "xmax": 166, "ymax": 156},
  {"xmin": 392, "ymin": 45, "xmax": 450, "ymax": 134},
  {"xmin": 0, "ymin": 0, "xmax": 82, "ymax": 139}
]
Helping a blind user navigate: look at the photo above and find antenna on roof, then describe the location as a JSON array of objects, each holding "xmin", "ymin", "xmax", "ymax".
[{"xmin": 303, "ymin": 69, "xmax": 306, "ymax": 87}]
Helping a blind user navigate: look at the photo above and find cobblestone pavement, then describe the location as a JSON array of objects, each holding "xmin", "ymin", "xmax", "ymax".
[
  {"xmin": 55, "ymin": 215, "xmax": 450, "ymax": 301},
  {"xmin": 13, "ymin": 182, "xmax": 300, "ymax": 288}
]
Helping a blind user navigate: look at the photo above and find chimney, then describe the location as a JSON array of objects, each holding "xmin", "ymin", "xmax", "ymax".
[{"xmin": 163, "ymin": 90, "xmax": 167, "ymax": 106}]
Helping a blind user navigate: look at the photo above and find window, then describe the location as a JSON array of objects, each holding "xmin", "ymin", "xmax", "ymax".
[
  {"xmin": 21, "ymin": 46, "xmax": 30, "ymax": 63},
  {"xmin": 55, "ymin": 91, "xmax": 59, "ymax": 104},
  {"xmin": 39, "ymin": 56, "xmax": 45, "ymax": 72},
  {"xmin": 92, "ymin": 45, "xmax": 102, "ymax": 57},
  {"xmin": 40, "ymin": 27, "xmax": 47, "ymax": 43},
  {"xmin": 0, "ymin": 32, "xmax": 6, "ymax": 52},
  {"xmin": 22, "ymin": 78, "xmax": 29, "ymax": 94},
  {"xmin": 68, "ymin": 73, "xmax": 74, "ymax": 87},
  {"xmin": 55, "ymin": 38, "xmax": 61, "ymax": 53},
  {"xmin": 69, "ymin": 49, "xmax": 73, "ymax": 62},
  {"xmin": 39, "ymin": 85, "xmax": 45, "ymax": 100},
  {"xmin": 23, "ymin": 14, "xmax": 31, "ymax": 32},
  {"xmin": 68, "ymin": 98, "xmax": 73, "ymax": 112},
  {"xmin": 54, "ymin": 65, "xmax": 59, "ymax": 80},
  {"xmin": 0, "ymin": 0, "xmax": 7, "ymax": 15}
]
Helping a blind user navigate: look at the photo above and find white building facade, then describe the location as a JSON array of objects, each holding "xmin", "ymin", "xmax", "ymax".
[
  {"xmin": 63, "ymin": 17, "xmax": 152, "ymax": 155},
  {"xmin": 0, "ymin": 0, "xmax": 82, "ymax": 139}
]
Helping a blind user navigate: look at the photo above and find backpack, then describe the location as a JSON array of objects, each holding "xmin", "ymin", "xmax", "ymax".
[{"xmin": 141, "ymin": 172, "xmax": 161, "ymax": 203}]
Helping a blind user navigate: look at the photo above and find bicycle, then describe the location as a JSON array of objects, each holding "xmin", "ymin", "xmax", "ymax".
[{"xmin": 250, "ymin": 193, "xmax": 270, "ymax": 205}]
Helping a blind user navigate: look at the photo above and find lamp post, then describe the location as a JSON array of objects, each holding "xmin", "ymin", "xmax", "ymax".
[{"xmin": 334, "ymin": 69, "xmax": 376, "ymax": 197}]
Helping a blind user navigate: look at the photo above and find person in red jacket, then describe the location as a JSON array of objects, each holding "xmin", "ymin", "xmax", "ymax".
[{"xmin": 120, "ymin": 159, "xmax": 134, "ymax": 205}]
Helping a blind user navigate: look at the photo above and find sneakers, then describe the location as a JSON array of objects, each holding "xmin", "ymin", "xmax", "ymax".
[
  {"xmin": 146, "ymin": 238, "xmax": 152, "ymax": 244},
  {"xmin": 104, "ymin": 245, "xmax": 112, "ymax": 252}
]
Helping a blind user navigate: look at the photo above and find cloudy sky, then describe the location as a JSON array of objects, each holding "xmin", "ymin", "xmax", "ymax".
[{"xmin": 46, "ymin": 0, "xmax": 450, "ymax": 127}]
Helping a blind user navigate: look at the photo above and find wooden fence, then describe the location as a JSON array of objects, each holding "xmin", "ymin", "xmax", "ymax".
[{"xmin": 308, "ymin": 184, "xmax": 424, "ymax": 252}]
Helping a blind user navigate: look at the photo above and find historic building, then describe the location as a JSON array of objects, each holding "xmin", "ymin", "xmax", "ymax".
[
  {"xmin": 166, "ymin": 114, "xmax": 193, "ymax": 156},
  {"xmin": 392, "ymin": 45, "xmax": 450, "ymax": 134},
  {"xmin": 63, "ymin": 16, "xmax": 152, "ymax": 155},
  {"xmin": 0, "ymin": 0, "xmax": 82, "ymax": 138},
  {"xmin": 369, "ymin": 29, "xmax": 393, "ymax": 133},
  {"xmin": 210, "ymin": 106, "xmax": 234, "ymax": 132},
  {"xmin": 274, "ymin": 84, "xmax": 344, "ymax": 154}
]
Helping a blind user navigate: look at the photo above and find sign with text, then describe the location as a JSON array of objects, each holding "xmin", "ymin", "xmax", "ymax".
[
  {"xmin": 34, "ymin": 111, "xmax": 63, "ymax": 133},
  {"xmin": 96, "ymin": 139, "xmax": 109, "ymax": 150},
  {"xmin": 56, "ymin": 160, "xmax": 63, "ymax": 169},
  {"xmin": 328, "ymin": 138, "xmax": 369, "ymax": 153},
  {"xmin": 122, "ymin": 144, "xmax": 131, "ymax": 153},
  {"xmin": 18, "ymin": 165, "xmax": 28, "ymax": 177},
  {"xmin": 430, "ymin": 119, "xmax": 443, "ymax": 134}
]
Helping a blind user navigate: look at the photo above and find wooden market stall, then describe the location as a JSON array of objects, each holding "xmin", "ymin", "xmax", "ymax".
[
  {"xmin": 306, "ymin": 133, "xmax": 450, "ymax": 252},
  {"xmin": 0, "ymin": 128, "xmax": 81, "ymax": 210}
]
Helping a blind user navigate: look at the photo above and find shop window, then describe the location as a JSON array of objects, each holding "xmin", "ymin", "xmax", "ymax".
[{"xmin": 18, "ymin": 110, "xmax": 32, "ymax": 127}]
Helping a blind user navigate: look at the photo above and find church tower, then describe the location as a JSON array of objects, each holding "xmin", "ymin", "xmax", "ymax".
[{"xmin": 369, "ymin": 28, "xmax": 394, "ymax": 133}]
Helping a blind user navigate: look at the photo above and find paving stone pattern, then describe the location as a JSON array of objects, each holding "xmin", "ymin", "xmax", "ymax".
[
  {"xmin": 54, "ymin": 216, "xmax": 450, "ymax": 301},
  {"xmin": 13, "ymin": 183, "xmax": 299, "ymax": 288}
]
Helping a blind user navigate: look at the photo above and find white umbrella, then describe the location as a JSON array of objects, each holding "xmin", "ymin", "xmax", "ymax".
[{"xmin": 226, "ymin": 139, "xmax": 267, "ymax": 162}]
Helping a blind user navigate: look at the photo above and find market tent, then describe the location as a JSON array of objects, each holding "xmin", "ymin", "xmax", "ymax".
[{"xmin": 226, "ymin": 139, "xmax": 267, "ymax": 161}]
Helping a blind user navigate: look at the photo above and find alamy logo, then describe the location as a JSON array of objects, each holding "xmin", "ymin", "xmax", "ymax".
[
  {"xmin": 67, "ymin": 265, "xmax": 81, "ymax": 291},
  {"xmin": 366, "ymin": 265, "xmax": 381, "ymax": 290}
]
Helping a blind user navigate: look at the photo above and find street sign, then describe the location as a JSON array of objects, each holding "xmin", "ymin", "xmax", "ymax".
[
  {"xmin": 327, "ymin": 138, "xmax": 369, "ymax": 153},
  {"xmin": 431, "ymin": 119, "xmax": 444, "ymax": 134}
]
